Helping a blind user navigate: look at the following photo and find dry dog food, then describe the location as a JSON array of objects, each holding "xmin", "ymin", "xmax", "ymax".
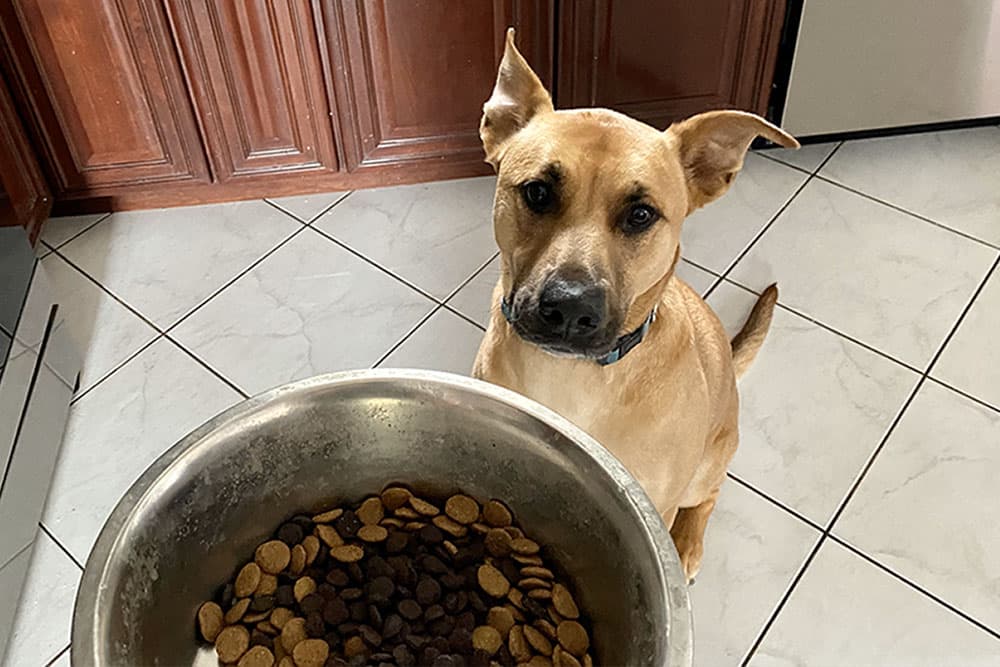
[{"xmin": 197, "ymin": 488, "xmax": 594, "ymax": 667}]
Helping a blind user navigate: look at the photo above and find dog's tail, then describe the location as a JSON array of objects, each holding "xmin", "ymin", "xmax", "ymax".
[{"xmin": 731, "ymin": 284, "xmax": 778, "ymax": 378}]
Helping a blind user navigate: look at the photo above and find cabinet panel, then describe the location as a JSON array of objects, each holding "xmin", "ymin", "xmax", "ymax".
[
  {"xmin": 167, "ymin": 0, "xmax": 339, "ymax": 179},
  {"xmin": 558, "ymin": 0, "xmax": 786, "ymax": 128},
  {"xmin": 0, "ymin": 0, "xmax": 208, "ymax": 193},
  {"xmin": 326, "ymin": 0, "xmax": 552, "ymax": 169}
]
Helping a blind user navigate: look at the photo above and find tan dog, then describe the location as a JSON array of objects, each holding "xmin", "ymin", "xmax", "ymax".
[{"xmin": 472, "ymin": 30, "xmax": 798, "ymax": 581}]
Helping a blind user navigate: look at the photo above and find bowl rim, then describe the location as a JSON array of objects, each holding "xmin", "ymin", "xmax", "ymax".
[{"xmin": 72, "ymin": 368, "xmax": 693, "ymax": 666}]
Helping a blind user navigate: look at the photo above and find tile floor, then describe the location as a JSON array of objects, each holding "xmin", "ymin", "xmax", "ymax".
[{"xmin": 7, "ymin": 125, "xmax": 1000, "ymax": 666}]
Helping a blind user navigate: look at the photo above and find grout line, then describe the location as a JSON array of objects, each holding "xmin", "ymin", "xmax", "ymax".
[
  {"xmin": 308, "ymin": 225, "xmax": 449, "ymax": 306},
  {"xmin": 828, "ymin": 534, "xmax": 1000, "ymax": 642},
  {"xmin": 44, "ymin": 213, "xmax": 112, "ymax": 253},
  {"xmin": 718, "ymin": 277, "xmax": 924, "ymax": 375},
  {"xmin": 306, "ymin": 192, "xmax": 353, "ymax": 225},
  {"xmin": 441, "ymin": 251, "xmax": 500, "ymax": 304},
  {"xmin": 264, "ymin": 190, "xmax": 353, "ymax": 225},
  {"xmin": 162, "ymin": 333, "xmax": 250, "ymax": 399},
  {"xmin": 679, "ymin": 257, "xmax": 722, "ymax": 278},
  {"xmin": 70, "ymin": 335, "xmax": 162, "ymax": 405},
  {"xmin": 0, "ymin": 541, "xmax": 33, "ymax": 573},
  {"xmin": 811, "ymin": 174, "xmax": 1000, "ymax": 251},
  {"xmin": 725, "ymin": 472, "xmax": 824, "ymax": 531},
  {"xmin": 43, "ymin": 643, "xmax": 71, "ymax": 667},
  {"xmin": 754, "ymin": 151, "xmax": 813, "ymax": 176},
  {"xmin": 439, "ymin": 303, "xmax": 487, "ymax": 333},
  {"xmin": 924, "ymin": 376, "xmax": 1000, "ymax": 416},
  {"xmin": 39, "ymin": 523, "xmax": 84, "ymax": 571},
  {"xmin": 739, "ymin": 532, "xmax": 827, "ymax": 665},
  {"xmin": 371, "ymin": 304, "xmax": 445, "ymax": 368}
]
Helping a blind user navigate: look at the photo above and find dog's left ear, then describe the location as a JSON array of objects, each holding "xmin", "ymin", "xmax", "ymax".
[
  {"xmin": 668, "ymin": 110, "xmax": 799, "ymax": 212},
  {"xmin": 480, "ymin": 28, "xmax": 554, "ymax": 167}
]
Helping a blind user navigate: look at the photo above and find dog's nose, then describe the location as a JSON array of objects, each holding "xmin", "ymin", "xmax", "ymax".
[{"xmin": 537, "ymin": 277, "xmax": 606, "ymax": 339}]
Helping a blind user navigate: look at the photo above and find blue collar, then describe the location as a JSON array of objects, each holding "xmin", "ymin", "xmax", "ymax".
[{"xmin": 500, "ymin": 298, "xmax": 657, "ymax": 366}]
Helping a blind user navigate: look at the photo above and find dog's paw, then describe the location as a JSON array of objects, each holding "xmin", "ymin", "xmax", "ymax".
[{"xmin": 674, "ymin": 536, "xmax": 704, "ymax": 584}]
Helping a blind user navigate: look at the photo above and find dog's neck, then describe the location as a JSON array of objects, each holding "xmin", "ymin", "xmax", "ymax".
[{"xmin": 620, "ymin": 247, "xmax": 680, "ymax": 333}]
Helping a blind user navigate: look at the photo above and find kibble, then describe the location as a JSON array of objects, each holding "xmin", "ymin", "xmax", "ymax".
[{"xmin": 197, "ymin": 489, "xmax": 594, "ymax": 666}]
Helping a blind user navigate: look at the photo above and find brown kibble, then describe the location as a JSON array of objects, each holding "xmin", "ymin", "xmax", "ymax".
[
  {"xmin": 548, "ymin": 606, "xmax": 565, "ymax": 625},
  {"xmin": 524, "ymin": 624, "xmax": 553, "ymax": 655},
  {"xmin": 256, "ymin": 621, "xmax": 278, "ymax": 636},
  {"xmin": 557, "ymin": 620, "xmax": 590, "ymax": 657},
  {"xmin": 215, "ymin": 625, "xmax": 250, "ymax": 663},
  {"xmin": 470, "ymin": 522, "xmax": 491, "ymax": 535},
  {"xmin": 293, "ymin": 576, "xmax": 316, "ymax": 603},
  {"xmin": 356, "ymin": 524, "xmax": 388, "ymax": 542},
  {"xmin": 288, "ymin": 545, "xmax": 306, "ymax": 577},
  {"xmin": 528, "ymin": 588, "xmax": 553, "ymax": 600},
  {"xmin": 301, "ymin": 536, "xmax": 320, "ymax": 565},
  {"xmin": 535, "ymin": 619, "xmax": 557, "ymax": 640},
  {"xmin": 504, "ymin": 526, "xmax": 525, "ymax": 540},
  {"xmin": 483, "ymin": 499, "xmax": 513, "ymax": 527},
  {"xmin": 443, "ymin": 540, "xmax": 459, "ymax": 556},
  {"xmin": 487, "ymin": 606, "xmax": 515, "ymax": 638},
  {"xmin": 279, "ymin": 617, "xmax": 307, "ymax": 653},
  {"xmin": 197, "ymin": 601, "xmax": 224, "ymax": 642},
  {"xmin": 270, "ymin": 607, "xmax": 294, "ymax": 629},
  {"xmin": 507, "ymin": 587, "xmax": 525, "ymax": 610},
  {"xmin": 380, "ymin": 486, "xmax": 411, "ymax": 510},
  {"xmin": 445, "ymin": 494, "xmax": 480, "ymax": 524},
  {"xmin": 393, "ymin": 506, "xmax": 420, "ymax": 520},
  {"xmin": 433, "ymin": 514, "xmax": 468, "ymax": 538},
  {"xmin": 343, "ymin": 635, "xmax": 367, "ymax": 658},
  {"xmin": 237, "ymin": 645, "xmax": 275, "ymax": 667},
  {"xmin": 311, "ymin": 508, "xmax": 343, "ymax": 523},
  {"xmin": 553, "ymin": 645, "xmax": 582, "ymax": 667},
  {"xmin": 244, "ymin": 610, "xmax": 271, "ymax": 624},
  {"xmin": 508, "ymin": 625, "xmax": 531, "ymax": 661},
  {"xmin": 315, "ymin": 524, "xmax": 343, "ymax": 548},
  {"xmin": 520, "ymin": 566, "xmax": 555, "ymax": 580},
  {"xmin": 235, "ymin": 562, "xmax": 262, "ymax": 598},
  {"xmin": 583, "ymin": 654, "xmax": 593, "ymax": 667},
  {"xmin": 506, "ymin": 602, "xmax": 526, "ymax": 622},
  {"xmin": 291, "ymin": 638, "xmax": 329, "ymax": 667},
  {"xmin": 478, "ymin": 563, "xmax": 511, "ymax": 598},
  {"xmin": 518, "ymin": 577, "xmax": 551, "ymax": 590},
  {"xmin": 551, "ymin": 584, "xmax": 580, "ymax": 619},
  {"xmin": 408, "ymin": 495, "xmax": 440, "ymax": 516},
  {"xmin": 255, "ymin": 541, "xmax": 291, "ymax": 574},
  {"xmin": 257, "ymin": 572, "xmax": 279, "ymax": 596},
  {"xmin": 277, "ymin": 658, "xmax": 293, "ymax": 667},
  {"xmin": 380, "ymin": 517, "xmax": 405, "ymax": 528},
  {"xmin": 485, "ymin": 528, "xmax": 513, "ymax": 557},
  {"xmin": 511, "ymin": 537, "xmax": 540, "ymax": 555},
  {"xmin": 330, "ymin": 544, "xmax": 364, "ymax": 563},
  {"xmin": 403, "ymin": 521, "xmax": 427, "ymax": 532},
  {"xmin": 274, "ymin": 640, "xmax": 287, "ymax": 662},
  {"xmin": 472, "ymin": 625, "xmax": 503, "ymax": 655},
  {"xmin": 512, "ymin": 553, "xmax": 544, "ymax": 566},
  {"xmin": 528, "ymin": 657, "xmax": 553, "ymax": 667},
  {"xmin": 357, "ymin": 497, "xmax": 385, "ymax": 525},
  {"xmin": 225, "ymin": 597, "xmax": 251, "ymax": 624}
]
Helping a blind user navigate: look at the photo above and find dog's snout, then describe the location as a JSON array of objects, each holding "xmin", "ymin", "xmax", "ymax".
[{"xmin": 537, "ymin": 277, "xmax": 606, "ymax": 339}]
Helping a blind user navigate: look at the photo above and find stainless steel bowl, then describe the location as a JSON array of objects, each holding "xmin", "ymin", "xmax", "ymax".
[{"xmin": 73, "ymin": 370, "xmax": 692, "ymax": 666}]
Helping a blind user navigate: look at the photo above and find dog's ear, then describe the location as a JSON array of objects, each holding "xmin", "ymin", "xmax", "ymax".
[
  {"xmin": 480, "ymin": 28, "xmax": 553, "ymax": 167},
  {"xmin": 668, "ymin": 110, "xmax": 799, "ymax": 212}
]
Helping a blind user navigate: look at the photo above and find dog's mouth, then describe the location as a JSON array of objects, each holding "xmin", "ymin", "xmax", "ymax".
[{"xmin": 507, "ymin": 317, "xmax": 621, "ymax": 360}]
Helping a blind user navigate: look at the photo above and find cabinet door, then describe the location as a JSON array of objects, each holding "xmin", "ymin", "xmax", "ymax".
[
  {"xmin": 167, "ymin": 0, "xmax": 339, "ymax": 180},
  {"xmin": 0, "ymin": 0, "xmax": 209, "ymax": 195},
  {"xmin": 557, "ymin": 0, "xmax": 786, "ymax": 128},
  {"xmin": 0, "ymin": 66, "xmax": 50, "ymax": 242},
  {"xmin": 325, "ymin": 0, "xmax": 553, "ymax": 170}
]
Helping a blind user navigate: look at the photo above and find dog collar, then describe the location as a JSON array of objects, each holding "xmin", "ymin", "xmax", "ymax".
[{"xmin": 500, "ymin": 298, "xmax": 656, "ymax": 366}]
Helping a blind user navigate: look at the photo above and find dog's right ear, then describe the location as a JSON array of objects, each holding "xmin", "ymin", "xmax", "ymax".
[{"xmin": 480, "ymin": 28, "xmax": 553, "ymax": 167}]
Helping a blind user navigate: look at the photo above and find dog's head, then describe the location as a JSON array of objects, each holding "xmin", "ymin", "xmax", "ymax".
[{"xmin": 482, "ymin": 29, "xmax": 798, "ymax": 359}]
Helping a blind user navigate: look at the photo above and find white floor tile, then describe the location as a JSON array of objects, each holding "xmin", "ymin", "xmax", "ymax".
[
  {"xmin": 682, "ymin": 154, "xmax": 807, "ymax": 274},
  {"xmin": 750, "ymin": 540, "xmax": 1000, "ymax": 667},
  {"xmin": 59, "ymin": 201, "xmax": 301, "ymax": 329},
  {"xmin": 759, "ymin": 141, "xmax": 838, "ymax": 173},
  {"xmin": 39, "ymin": 214, "xmax": 105, "ymax": 250},
  {"xmin": 932, "ymin": 268, "xmax": 1000, "ymax": 409},
  {"xmin": 266, "ymin": 191, "xmax": 349, "ymax": 224},
  {"xmin": 171, "ymin": 229, "xmax": 435, "ymax": 395},
  {"xmin": 47, "ymin": 648, "xmax": 69, "ymax": 667},
  {"xmin": 708, "ymin": 282, "xmax": 918, "ymax": 525},
  {"xmin": 313, "ymin": 177, "xmax": 497, "ymax": 299},
  {"xmin": 378, "ymin": 308, "xmax": 483, "ymax": 376},
  {"xmin": 690, "ymin": 482, "xmax": 817, "ymax": 667},
  {"xmin": 674, "ymin": 260, "xmax": 718, "ymax": 297},
  {"xmin": 836, "ymin": 381, "xmax": 1000, "ymax": 632},
  {"xmin": 729, "ymin": 178, "xmax": 998, "ymax": 368},
  {"xmin": 447, "ymin": 256, "xmax": 500, "ymax": 329},
  {"xmin": 3, "ymin": 534, "xmax": 80, "ymax": 667},
  {"xmin": 41, "ymin": 338, "xmax": 241, "ymax": 562},
  {"xmin": 821, "ymin": 127, "xmax": 1000, "ymax": 245},
  {"xmin": 41, "ymin": 253, "xmax": 158, "ymax": 394}
]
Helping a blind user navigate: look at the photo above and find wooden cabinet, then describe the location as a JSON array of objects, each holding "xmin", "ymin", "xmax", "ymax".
[
  {"xmin": 167, "ymin": 0, "xmax": 339, "ymax": 180},
  {"xmin": 0, "ymin": 0, "xmax": 209, "ymax": 198},
  {"xmin": 0, "ymin": 0, "xmax": 787, "ymax": 213},
  {"xmin": 557, "ymin": 0, "xmax": 786, "ymax": 129}
]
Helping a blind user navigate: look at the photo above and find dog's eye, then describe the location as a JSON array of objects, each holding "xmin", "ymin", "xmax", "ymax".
[
  {"xmin": 622, "ymin": 204, "xmax": 660, "ymax": 234},
  {"xmin": 521, "ymin": 180, "xmax": 555, "ymax": 213}
]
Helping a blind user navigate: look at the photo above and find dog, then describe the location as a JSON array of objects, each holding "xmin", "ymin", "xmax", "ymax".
[{"xmin": 472, "ymin": 29, "xmax": 798, "ymax": 581}]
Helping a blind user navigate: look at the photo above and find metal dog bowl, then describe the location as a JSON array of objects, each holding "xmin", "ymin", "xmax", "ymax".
[{"xmin": 73, "ymin": 370, "xmax": 692, "ymax": 666}]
